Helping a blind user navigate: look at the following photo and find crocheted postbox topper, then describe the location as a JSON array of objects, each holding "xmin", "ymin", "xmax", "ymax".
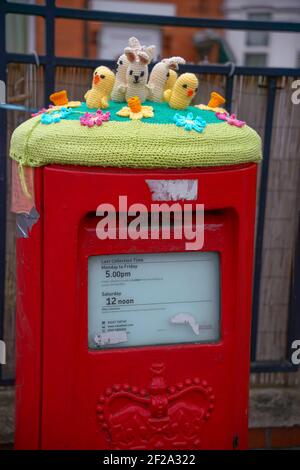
[{"xmin": 9, "ymin": 35, "xmax": 262, "ymax": 186}]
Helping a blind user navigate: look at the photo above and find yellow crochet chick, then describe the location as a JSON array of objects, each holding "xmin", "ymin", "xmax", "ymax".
[
  {"xmin": 164, "ymin": 73, "xmax": 199, "ymax": 110},
  {"xmin": 84, "ymin": 66, "xmax": 115, "ymax": 109},
  {"xmin": 164, "ymin": 69, "xmax": 177, "ymax": 91}
]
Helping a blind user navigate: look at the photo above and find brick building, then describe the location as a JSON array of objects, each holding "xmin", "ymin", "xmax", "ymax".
[{"xmin": 34, "ymin": 0, "xmax": 224, "ymax": 63}]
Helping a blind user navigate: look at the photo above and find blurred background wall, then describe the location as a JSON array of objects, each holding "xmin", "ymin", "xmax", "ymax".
[{"xmin": 6, "ymin": 0, "xmax": 300, "ymax": 67}]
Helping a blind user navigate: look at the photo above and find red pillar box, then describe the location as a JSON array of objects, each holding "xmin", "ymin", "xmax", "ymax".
[{"xmin": 10, "ymin": 80, "xmax": 261, "ymax": 450}]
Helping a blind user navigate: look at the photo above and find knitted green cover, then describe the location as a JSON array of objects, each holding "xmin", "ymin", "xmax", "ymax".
[{"xmin": 10, "ymin": 101, "xmax": 262, "ymax": 169}]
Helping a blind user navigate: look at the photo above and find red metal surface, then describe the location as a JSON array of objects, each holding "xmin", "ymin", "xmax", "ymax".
[
  {"xmin": 15, "ymin": 168, "xmax": 43, "ymax": 449},
  {"xmin": 15, "ymin": 163, "xmax": 257, "ymax": 450}
]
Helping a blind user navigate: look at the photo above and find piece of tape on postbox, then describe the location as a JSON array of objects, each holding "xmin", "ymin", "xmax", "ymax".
[
  {"xmin": 11, "ymin": 160, "xmax": 35, "ymax": 214},
  {"xmin": 16, "ymin": 207, "xmax": 40, "ymax": 239},
  {"xmin": 146, "ymin": 179, "xmax": 198, "ymax": 201},
  {"xmin": 11, "ymin": 160, "xmax": 40, "ymax": 237}
]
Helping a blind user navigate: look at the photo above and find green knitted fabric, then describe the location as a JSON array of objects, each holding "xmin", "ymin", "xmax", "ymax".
[
  {"xmin": 10, "ymin": 101, "xmax": 262, "ymax": 169},
  {"xmin": 64, "ymin": 101, "xmax": 223, "ymax": 125}
]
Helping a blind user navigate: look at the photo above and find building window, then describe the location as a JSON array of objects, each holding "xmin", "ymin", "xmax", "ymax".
[
  {"xmin": 91, "ymin": 0, "xmax": 176, "ymax": 60},
  {"xmin": 244, "ymin": 53, "xmax": 267, "ymax": 67},
  {"xmin": 246, "ymin": 12, "xmax": 271, "ymax": 47}
]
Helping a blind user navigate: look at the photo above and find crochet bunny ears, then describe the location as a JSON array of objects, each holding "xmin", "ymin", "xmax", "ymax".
[
  {"xmin": 162, "ymin": 57, "xmax": 186, "ymax": 70},
  {"xmin": 124, "ymin": 36, "xmax": 156, "ymax": 64}
]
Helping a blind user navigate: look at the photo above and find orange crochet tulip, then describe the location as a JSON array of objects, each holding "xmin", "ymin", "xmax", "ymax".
[
  {"xmin": 207, "ymin": 92, "xmax": 225, "ymax": 109},
  {"xmin": 127, "ymin": 96, "xmax": 142, "ymax": 113},
  {"xmin": 49, "ymin": 90, "xmax": 69, "ymax": 106}
]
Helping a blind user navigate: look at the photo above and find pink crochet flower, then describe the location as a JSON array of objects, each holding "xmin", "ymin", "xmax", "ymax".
[
  {"xmin": 31, "ymin": 105, "xmax": 54, "ymax": 117},
  {"xmin": 216, "ymin": 112, "xmax": 245, "ymax": 128},
  {"xmin": 80, "ymin": 110, "xmax": 110, "ymax": 127}
]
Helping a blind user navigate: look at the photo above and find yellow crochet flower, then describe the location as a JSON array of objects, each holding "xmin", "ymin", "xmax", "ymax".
[
  {"xmin": 49, "ymin": 101, "xmax": 82, "ymax": 111},
  {"xmin": 195, "ymin": 104, "xmax": 228, "ymax": 114},
  {"xmin": 117, "ymin": 96, "xmax": 154, "ymax": 120},
  {"xmin": 195, "ymin": 92, "xmax": 227, "ymax": 114},
  {"xmin": 66, "ymin": 101, "xmax": 82, "ymax": 108}
]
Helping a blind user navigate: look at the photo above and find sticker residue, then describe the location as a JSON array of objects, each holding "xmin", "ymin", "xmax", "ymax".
[
  {"xmin": 170, "ymin": 313, "xmax": 201, "ymax": 335},
  {"xmin": 94, "ymin": 331, "xmax": 128, "ymax": 346},
  {"xmin": 146, "ymin": 179, "xmax": 198, "ymax": 201}
]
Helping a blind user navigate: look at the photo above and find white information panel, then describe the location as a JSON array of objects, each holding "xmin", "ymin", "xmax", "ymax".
[{"xmin": 88, "ymin": 252, "xmax": 220, "ymax": 349}]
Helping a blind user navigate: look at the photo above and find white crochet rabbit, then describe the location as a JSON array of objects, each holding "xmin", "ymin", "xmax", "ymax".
[
  {"xmin": 148, "ymin": 56, "xmax": 186, "ymax": 102},
  {"xmin": 121, "ymin": 45, "xmax": 155, "ymax": 103},
  {"xmin": 111, "ymin": 37, "xmax": 142, "ymax": 102},
  {"xmin": 111, "ymin": 54, "xmax": 130, "ymax": 102}
]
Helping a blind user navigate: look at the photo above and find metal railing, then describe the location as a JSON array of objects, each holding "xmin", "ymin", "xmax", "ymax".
[{"xmin": 0, "ymin": 0, "xmax": 300, "ymax": 384}]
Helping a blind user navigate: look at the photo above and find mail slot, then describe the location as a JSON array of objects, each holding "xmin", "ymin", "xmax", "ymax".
[{"xmin": 13, "ymin": 163, "xmax": 258, "ymax": 450}]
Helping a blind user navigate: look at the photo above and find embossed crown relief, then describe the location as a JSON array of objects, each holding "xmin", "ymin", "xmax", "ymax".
[{"xmin": 96, "ymin": 363, "xmax": 215, "ymax": 450}]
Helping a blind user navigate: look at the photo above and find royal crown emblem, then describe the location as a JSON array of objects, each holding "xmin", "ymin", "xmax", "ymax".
[{"xmin": 96, "ymin": 363, "xmax": 215, "ymax": 450}]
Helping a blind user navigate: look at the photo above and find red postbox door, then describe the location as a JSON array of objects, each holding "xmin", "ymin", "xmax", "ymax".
[{"xmin": 40, "ymin": 164, "xmax": 257, "ymax": 450}]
